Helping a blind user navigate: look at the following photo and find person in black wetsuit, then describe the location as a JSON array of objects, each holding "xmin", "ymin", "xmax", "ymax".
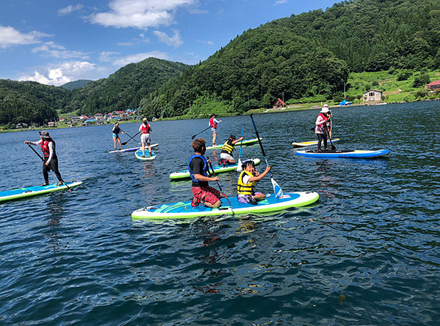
[{"xmin": 112, "ymin": 121, "xmax": 126, "ymax": 150}]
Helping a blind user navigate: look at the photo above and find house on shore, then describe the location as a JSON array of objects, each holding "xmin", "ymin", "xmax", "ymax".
[
  {"xmin": 363, "ymin": 90, "xmax": 383, "ymax": 103},
  {"xmin": 426, "ymin": 80, "xmax": 440, "ymax": 91}
]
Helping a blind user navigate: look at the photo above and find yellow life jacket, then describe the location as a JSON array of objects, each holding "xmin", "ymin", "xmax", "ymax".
[
  {"xmin": 221, "ymin": 139, "xmax": 234, "ymax": 155},
  {"xmin": 237, "ymin": 170, "xmax": 256, "ymax": 195}
]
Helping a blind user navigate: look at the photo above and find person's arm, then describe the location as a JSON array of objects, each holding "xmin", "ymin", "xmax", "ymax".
[
  {"xmin": 46, "ymin": 142, "xmax": 55, "ymax": 164},
  {"xmin": 232, "ymin": 137, "xmax": 244, "ymax": 145},
  {"xmin": 248, "ymin": 165, "xmax": 271, "ymax": 182},
  {"xmin": 316, "ymin": 116, "xmax": 327, "ymax": 126},
  {"xmin": 193, "ymin": 174, "xmax": 219, "ymax": 182},
  {"xmin": 192, "ymin": 158, "xmax": 218, "ymax": 182},
  {"xmin": 24, "ymin": 140, "xmax": 41, "ymax": 146}
]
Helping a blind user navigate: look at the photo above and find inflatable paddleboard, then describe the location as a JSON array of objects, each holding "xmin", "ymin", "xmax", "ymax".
[
  {"xmin": 135, "ymin": 149, "xmax": 157, "ymax": 160},
  {"xmin": 296, "ymin": 149, "xmax": 390, "ymax": 158},
  {"xmin": 292, "ymin": 138, "xmax": 340, "ymax": 147},
  {"xmin": 207, "ymin": 138, "xmax": 262, "ymax": 150},
  {"xmin": 108, "ymin": 143, "xmax": 158, "ymax": 153},
  {"xmin": 0, "ymin": 181, "xmax": 82, "ymax": 203},
  {"xmin": 132, "ymin": 191, "xmax": 319, "ymax": 220},
  {"xmin": 170, "ymin": 158, "xmax": 261, "ymax": 180}
]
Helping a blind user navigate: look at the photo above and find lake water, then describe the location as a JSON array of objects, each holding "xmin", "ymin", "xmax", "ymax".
[{"xmin": 0, "ymin": 101, "xmax": 439, "ymax": 325}]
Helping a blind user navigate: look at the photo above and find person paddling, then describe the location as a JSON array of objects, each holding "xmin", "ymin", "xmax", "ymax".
[
  {"xmin": 112, "ymin": 121, "xmax": 126, "ymax": 150},
  {"xmin": 139, "ymin": 118, "xmax": 152, "ymax": 157},
  {"xmin": 220, "ymin": 134, "xmax": 244, "ymax": 165},
  {"xmin": 315, "ymin": 104, "xmax": 331, "ymax": 152},
  {"xmin": 24, "ymin": 131, "xmax": 64, "ymax": 186},
  {"xmin": 237, "ymin": 160, "xmax": 271, "ymax": 205},
  {"xmin": 209, "ymin": 113, "xmax": 221, "ymax": 146},
  {"xmin": 189, "ymin": 138, "xmax": 221, "ymax": 208}
]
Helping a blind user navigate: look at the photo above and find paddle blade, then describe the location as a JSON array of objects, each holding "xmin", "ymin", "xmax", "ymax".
[
  {"xmin": 237, "ymin": 159, "xmax": 242, "ymax": 172},
  {"xmin": 271, "ymin": 177, "xmax": 283, "ymax": 199}
]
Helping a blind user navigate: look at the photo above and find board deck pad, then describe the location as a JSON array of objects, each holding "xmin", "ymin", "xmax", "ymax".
[{"xmin": 135, "ymin": 149, "xmax": 157, "ymax": 160}]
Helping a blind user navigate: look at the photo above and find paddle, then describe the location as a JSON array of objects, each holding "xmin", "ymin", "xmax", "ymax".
[
  {"xmin": 236, "ymin": 124, "xmax": 245, "ymax": 172},
  {"xmin": 328, "ymin": 132, "xmax": 336, "ymax": 150},
  {"xmin": 207, "ymin": 159, "xmax": 232, "ymax": 207},
  {"xmin": 249, "ymin": 114, "xmax": 283, "ymax": 198},
  {"xmin": 122, "ymin": 131, "xmax": 140, "ymax": 146},
  {"xmin": 191, "ymin": 126, "xmax": 211, "ymax": 139},
  {"xmin": 26, "ymin": 143, "xmax": 71, "ymax": 191}
]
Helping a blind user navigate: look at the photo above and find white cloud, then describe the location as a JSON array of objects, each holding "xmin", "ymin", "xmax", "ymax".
[
  {"xmin": 274, "ymin": 0, "xmax": 288, "ymax": 5},
  {"xmin": 32, "ymin": 41, "xmax": 89, "ymax": 60},
  {"xmin": 153, "ymin": 30, "xmax": 183, "ymax": 47},
  {"xmin": 0, "ymin": 25, "xmax": 50, "ymax": 48},
  {"xmin": 18, "ymin": 61, "xmax": 96, "ymax": 86},
  {"xmin": 89, "ymin": 0, "xmax": 195, "ymax": 29},
  {"xmin": 58, "ymin": 4, "xmax": 84, "ymax": 16},
  {"xmin": 197, "ymin": 39, "xmax": 214, "ymax": 45}
]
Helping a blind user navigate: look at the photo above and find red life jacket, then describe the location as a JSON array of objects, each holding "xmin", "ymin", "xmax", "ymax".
[
  {"xmin": 209, "ymin": 118, "xmax": 217, "ymax": 128},
  {"xmin": 316, "ymin": 113, "xmax": 328, "ymax": 128},
  {"xmin": 40, "ymin": 140, "xmax": 50, "ymax": 158},
  {"xmin": 141, "ymin": 123, "xmax": 151, "ymax": 134}
]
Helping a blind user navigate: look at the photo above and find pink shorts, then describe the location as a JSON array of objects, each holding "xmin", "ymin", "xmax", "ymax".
[{"xmin": 192, "ymin": 186, "xmax": 221, "ymax": 207}]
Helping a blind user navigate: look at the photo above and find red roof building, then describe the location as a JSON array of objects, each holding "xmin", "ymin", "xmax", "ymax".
[{"xmin": 426, "ymin": 80, "xmax": 440, "ymax": 91}]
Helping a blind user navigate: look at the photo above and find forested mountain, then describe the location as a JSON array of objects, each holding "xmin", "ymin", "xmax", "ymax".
[
  {"xmin": 140, "ymin": 0, "xmax": 440, "ymax": 118},
  {"xmin": 0, "ymin": 80, "xmax": 68, "ymax": 127},
  {"xmin": 61, "ymin": 79, "xmax": 92, "ymax": 91},
  {"xmin": 63, "ymin": 58, "xmax": 189, "ymax": 115}
]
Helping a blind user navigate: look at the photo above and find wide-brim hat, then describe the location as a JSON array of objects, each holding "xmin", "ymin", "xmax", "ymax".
[{"xmin": 321, "ymin": 107, "xmax": 330, "ymax": 113}]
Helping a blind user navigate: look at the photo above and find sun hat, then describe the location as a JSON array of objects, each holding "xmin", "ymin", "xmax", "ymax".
[
  {"xmin": 39, "ymin": 130, "xmax": 50, "ymax": 139},
  {"xmin": 143, "ymin": 118, "xmax": 148, "ymax": 122},
  {"xmin": 321, "ymin": 107, "xmax": 330, "ymax": 113}
]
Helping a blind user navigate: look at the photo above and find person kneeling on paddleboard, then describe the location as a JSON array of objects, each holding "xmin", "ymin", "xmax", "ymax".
[
  {"xmin": 220, "ymin": 134, "xmax": 244, "ymax": 165},
  {"xmin": 237, "ymin": 160, "xmax": 270, "ymax": 205},
  {"xmin": 24, "ymin": 131, "xmax": 65, "ymax": 187},
  {"xmin": 189, "ymin": 138, "xmax": 222, "ymax": 208}
]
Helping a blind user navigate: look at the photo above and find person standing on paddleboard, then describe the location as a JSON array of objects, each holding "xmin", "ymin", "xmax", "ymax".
[
  {"xmin": 189, "ymin": 138, "xmax": 221, "ymax": 208},
  {"xmin": 237, "ymin": 160, "xmax": 270, "ymax": 205},
  {"xmin": 315, "ymin": 104, "xmax": 331, "ymax": 152},
  {"xmin": 220, "ymin": 134, "xmax": 244, "ymax": 165},
  {"xmin": 112, "ymin": 121, "xmax": 126, "ymax": 150},
  {"xmin": 139, "ymin": 118, "xmax": 152, "ymax": 157},
  {"xmin": 24, "ymin": 131, "xmax": 64, "ymax": 186},
  {"xmin": 209, "ymin": 113, "xmax": 221, "ymax": 146}
]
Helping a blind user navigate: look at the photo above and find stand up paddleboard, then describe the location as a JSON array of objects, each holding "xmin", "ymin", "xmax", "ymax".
[
  {"xmin": 132, "ymin": 191, "xmax": 319, "ymax": 220},
  {"xmin": 135, "ymin": 149, "xmax": 157, "ymax": 160},
  {"xmin": 0, "ymin": 181, "xmax": 82, "ymax": 203},
  {"xmin": 108, "ymin": 143, "xmax": 158, "ymax": 153},
  {"xmin": 292, "ymin": 138, "xmax": 340, "ymax": 147},
  {"xmin": 207, "ymin": 138, "xmax": 262, "ymax": 150},
  {"xmin": 170, "ymin": 158, "xmax": 260, "ymax": 180},
  {"xmin": 296, "ymin": 149, "xmax": 390, "ymax": 159}
]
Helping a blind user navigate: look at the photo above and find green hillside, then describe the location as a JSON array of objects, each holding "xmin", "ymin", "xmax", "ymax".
[
  {"xmin": 61, "ymin": 79, "xmax": 92, "ymax": 91},
  {"xmin": 63, "ymin": 57, "xmax": 189, "ymax": 115},
  {"xmin": 140, "ymin": 0, "xmax": 440, "ymax": 118}
]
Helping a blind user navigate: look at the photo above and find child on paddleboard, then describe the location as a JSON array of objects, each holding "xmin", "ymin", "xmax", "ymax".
[
  {"xmin": 237, "ymin": 160, "xmax": 270, "ymax": 205},
  {"xmin": 189, "ymin": 138, "xmax": 221, "ymax": 208},
  {"xmin": 24, "ymin": 131, "xmax": 65, "ymax": 186},
  {"xmin": 315, "ymin": 104, "xmax": 331, "ymax": 152},
  {"xmin": 220, "ymin": 134, "xmax": 244, "ymax": 164}
]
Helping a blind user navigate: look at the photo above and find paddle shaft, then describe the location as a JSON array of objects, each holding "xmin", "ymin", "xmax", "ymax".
[
  {"xmin": 207, "ymin": 160, "xmax": 232, "ymax": 206},
  {"xmin": 122, "ymin": 131, "xmax": 140, "ymax": 145},
  {"xmin": 191, "ymin": 126, "xmax": 211, "ymax": 139},
  {"xmin": 249, "ymin": 114, "xmax": 271, "ymax": 169}
]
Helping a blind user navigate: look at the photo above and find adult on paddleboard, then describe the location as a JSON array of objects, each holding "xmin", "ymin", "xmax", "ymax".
[
  {"xmin": 237, "ymin": 160, "xmax": 270, "ymax": 205},
  {"xmin": 139, "ymin": 118, "xmax": 152, "ymax": 157},
  {"xmin": 189, "ymin": 138, "xmax": 221, "ymax": 208},
  {"xmin": 112, "ymin": 121, "xmax": 126, "ymax": 150},
  {"xmin": 209, "ymin": 113, "xmax": 222, "ymax": 146},
  {"xmin": 315, "ymin": 104, "xmax": 331, "ymax": 152},
  {"xmin": 24, "ymin": 131, "xmax": 64, "ymax": 186},
  {"xmin": 220, "ymin": 134, "xmax": 244, "ymax": 165}
]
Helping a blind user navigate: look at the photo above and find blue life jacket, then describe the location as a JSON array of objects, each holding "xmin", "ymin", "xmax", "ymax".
[{"xmin": 188, "ymin": 154, "xmax": 209, "ymax": 182}]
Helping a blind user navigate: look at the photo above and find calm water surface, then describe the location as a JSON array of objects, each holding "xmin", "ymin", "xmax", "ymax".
[{"xmin": 0, "ymin": 101, "xmax": 439, "ymax": 325}]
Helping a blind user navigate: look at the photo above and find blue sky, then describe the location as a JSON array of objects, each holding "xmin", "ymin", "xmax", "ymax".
[{"xmin": 0, "ymin": 0, "xmax": 337, "ymax": 86}]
